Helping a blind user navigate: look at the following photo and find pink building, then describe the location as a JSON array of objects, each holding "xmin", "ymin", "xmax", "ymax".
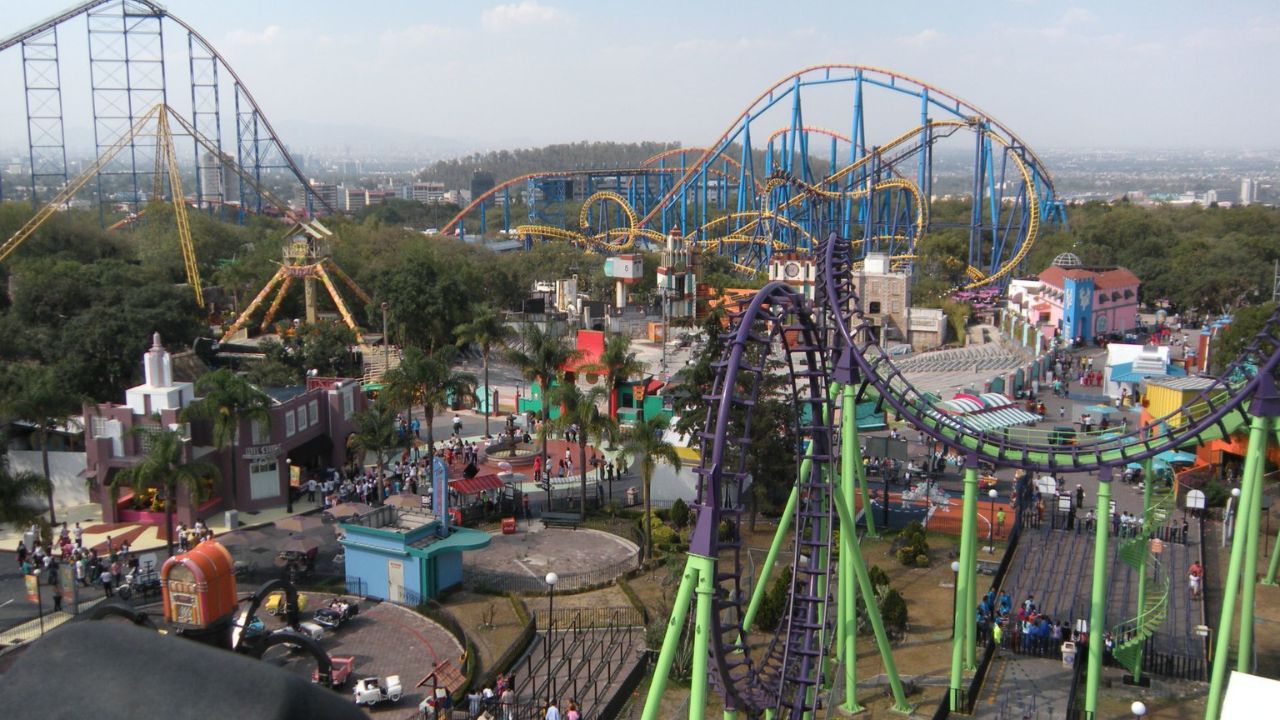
[
  {"xmin": 1006, "ymin": 253, "xmax": 1141, "ymax": 343},
  {"xmin": 83, "ymin": 334, "xmax": 366, "ymax": 526}
]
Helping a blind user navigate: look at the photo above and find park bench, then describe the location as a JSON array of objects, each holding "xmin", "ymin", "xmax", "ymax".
[{"xmin": 541, "ymin": 511, "xmax": 580, "ymax": 530}]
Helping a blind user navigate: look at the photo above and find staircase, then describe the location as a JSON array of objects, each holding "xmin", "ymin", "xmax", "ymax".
[
  {"xmin": 1110, "ymin": 494, "xmax": 1171, "ymax": 676},
  {"xmin": 360, "ymin": 343, "xmax": 402, "ymax": 385}
]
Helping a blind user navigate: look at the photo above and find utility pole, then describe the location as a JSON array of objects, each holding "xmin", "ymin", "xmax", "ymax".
[{"xmin": 1272, "ymin": 259, "xmax": 1279, "ymax": 304}]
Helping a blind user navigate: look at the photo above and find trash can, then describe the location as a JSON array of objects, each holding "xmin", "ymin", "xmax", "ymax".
[
  {"xmin": 1061, "ymin": 640, "xmax": 1076, "ymax": 667},
  {"xmin": 224, "ymin": 509, "xmax": 239, "ymax": 532}
]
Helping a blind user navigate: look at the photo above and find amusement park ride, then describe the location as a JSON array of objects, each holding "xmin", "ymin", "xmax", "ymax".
[{"xmin": 3, "ymin": 4, "xmax": 1279, "ymax": 719}]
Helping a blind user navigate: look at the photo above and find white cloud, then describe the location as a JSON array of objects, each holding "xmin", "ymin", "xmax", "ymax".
[
  {"xmin": 899, "ymin": 28, "xmax": 942, "ymax": 46},
  {"xmin": 379, "ymin": 23, "xmax": 459, "ymax": 51},
  {"xmin": 225, "ymin": 25, "xmax": 281, "ymax": 46},
  {"xmin": 1059, "ymin": 7, "xmax": 1096, "ymax": 26},
  {"xmin": 481, "ymin": 1, "xmax": 563, "ymax": 32}
]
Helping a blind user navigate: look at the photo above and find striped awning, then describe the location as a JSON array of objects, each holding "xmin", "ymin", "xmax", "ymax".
[{"xmin": 953, "ymin": 407, "xmax": 1043, "ymax": 432}]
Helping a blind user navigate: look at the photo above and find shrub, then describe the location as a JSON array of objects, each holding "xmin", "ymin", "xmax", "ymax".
[
  {"xmin": 880, "ymin": 588, "xmax": 909, "ymax": 636},
  {"xmin": 756, "ymin": 567, "xmax": 793, "ymax": 632},
  {"xmin": 651, "ymin": 523, "xmax": 678, "ymax": 548},
  {"xmin": 670, "ymin": 498, "xmax": 690, "ymax": 529},
  {"xmin": 895, "ymin": 521, "xmax": 931, "ymax": 567},
  {"xmin": 868, "ymin": 564, "xmax": 891, "ymax": 590},
  {"xmin": 915, "ymin": 554, "xmax": 930, "ymax": 568}
]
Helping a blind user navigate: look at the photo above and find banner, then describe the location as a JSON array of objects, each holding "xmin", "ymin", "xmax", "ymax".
[{"xmin": 24, "ymin": 574, "xmax": 39, "ymax": 604}]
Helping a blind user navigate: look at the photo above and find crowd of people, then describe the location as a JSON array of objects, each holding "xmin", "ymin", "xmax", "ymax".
[{"xmin": 13, "ymin": 522, "xmax": 155, "ymax": 607}]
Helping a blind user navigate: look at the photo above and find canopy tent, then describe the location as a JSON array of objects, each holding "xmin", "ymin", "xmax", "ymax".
[
  {"xmin": 1156, "ymin": 450, "xmax": 1198, "ymax": 465},
  {"xmin": 933, "ymin": 392, "xmax": 1042, "ymax": 433},
  {"xmin": 449, "ymin": 474, "xmax": 506, "ymax": 496}
]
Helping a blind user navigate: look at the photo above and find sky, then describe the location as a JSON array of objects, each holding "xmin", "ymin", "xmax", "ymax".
[{"xmin": 0, "ymin": 0, "xmax": 1277, "ymax": 155}]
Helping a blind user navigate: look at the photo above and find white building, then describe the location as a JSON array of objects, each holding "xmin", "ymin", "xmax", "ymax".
[{"xmin": 1240, "ymin": 178, "xmax": 1256, "ymax": 206}]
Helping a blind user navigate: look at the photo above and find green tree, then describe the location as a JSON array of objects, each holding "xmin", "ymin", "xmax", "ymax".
[
  {"xmin": 1211, "ymin": 302, "xmax": 1277, "ymax": 375},
  {"xmin": 669, "ymin": 497, "xmax": 690, "ymax": 529},
  {"xmin": 383, "ymin": 348, "xmax": 477, "ymax": 454},
  {"xmin": 110, "ymin": 427, "xmax": 219, "ymax": 557},
  {"xmin": 940, "ymin": 299, "xmax": 972, "ymax": 346},
  {"xmin": 348, "ymin": 403, "xmax": 402, "ymax": 492},
  {"xmin": 1, "ymin": 364, "xmax": 80, "ymax": 526},
  {"xmin": 591, "ymin": 332, "xmax": 645, "ymax": 419},
  {"xmin": 455, "ymin": 305, "xmax": 516, "ymax": 438},
  {"xmin": 548, "ymin": 384, "xmax": 617, "ymax": 520},
  {"xmin": 0, "ymin": 450, "xmax": 51, "ymax": 531},
  {"xmin": 180, "ymin": 369, "xmax": 272, "ymax": 506},
  {"xmin": 620, "ymin": 415, "xmax": 682, "ymax": 560},
  {"xmin": 506, "ymin": 324, "xmax": 581, "ymax": 479}
]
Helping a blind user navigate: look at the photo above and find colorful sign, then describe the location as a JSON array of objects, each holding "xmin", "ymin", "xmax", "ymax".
[{"xmin": 24, "ymin": 574, "xmax": 39, "ymax": 603}]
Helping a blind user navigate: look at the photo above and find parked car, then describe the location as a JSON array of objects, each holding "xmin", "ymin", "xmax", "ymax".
[
  {"xmin": 353, "ymin": 675, "xmax": 402, "ymax": 706},
  {"xmin": 314, "ymin": 597, "xmax": 359, "ymax": 630},
  {"xmin": 280, "ymin": 621, "xmax": 326, "ymax": 649}
]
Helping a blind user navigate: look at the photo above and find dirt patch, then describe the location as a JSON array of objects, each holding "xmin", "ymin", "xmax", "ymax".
[{"xmin": 441, "ymin": 591, "xmax": 528, "ymax": 680}]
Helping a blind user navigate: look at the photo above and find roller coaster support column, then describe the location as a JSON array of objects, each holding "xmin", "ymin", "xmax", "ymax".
[
  {"xmin": 1206, "ymin": 408, "xmax": 1273, "ymax": 720},
  {"xmin": 1238, "ymin": 413, "xmax": 1271, "ymax": 672},
  {"xmin": 689, "ymin": 554, "xmax": 716, "ymax": 720},
  {"xmin": 641, "ymin": 558, "xmax": 698, "ymax": 720},
  {"xmin": 839, "ymin": 384, "xmax": 863, "ymax": 713},
  {"xmin": 1132, "ymin": 457, "xmax": 1154, "ymax": 685},
  {"xmin": 832, "ymin": 484, "xmax": 911, "ymax": 713},
  {"xmin": 1084, "ymin": 468, "xmax": 1114, "ymax": 720},
  {"xmin": 949, "ymin": 457, "xmax": 979, "ymax": 709},
  {"xmin": 962, "ymin": 458, "xmax": 980, "ymax": 670},
  {"xmin": 847, "ymin": 389, "xmax": 877, "ymax": 538}
]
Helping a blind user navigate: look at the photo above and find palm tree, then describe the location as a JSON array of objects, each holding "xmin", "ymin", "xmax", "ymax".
[
  {"xmin": 180, "ymin": 369, "xmax": 272, "ymax": 507},
  {"xmin": 591, "ymin": 332, "xmax": 645, "ymax": 419},
  {"xmin": 547, "ymin": 384, "xmax": 617, "ymax": 521},
  {"xmin": 620, "ymin": 416, "xmax": 682, "ymax": 561},
  {"xmin": 4, "ymin": 365, "xmax": 79, "ymax": 526},
  {"xmin": 506, "ymin": 324, "xmax": 581, "ymax": 484},
  {"xmin": 0, "ymin": 451, "xmax": 50, "ymax": 532},
  {"xmin": 383, "ymin": 348, "xmax": 477, "ymax": 453},
  {"xmin": 110, "ymin": 427, "xmax": 219, "ymax": 557},
  {"xmin": 348, "ymin": 402, "xmax": 404, "ymax": 496},
  {"xmin": 455, "ymin": 306, "xmax": 516, "ymax": 438}
]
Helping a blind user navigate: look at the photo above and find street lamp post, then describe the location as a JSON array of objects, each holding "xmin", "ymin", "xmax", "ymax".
[
  {"xmin": 950, "ymin": 560, "xmax": 961, "ymax": 639},
  {"xmin": 545, "ymin": 571, "xmax": 558, "ymax": 699},
  {"xmin": 380, "ymin": 301, "xmax": 389, "ymax": 369},
  {"xmin": 988, "ymin": 489, "xmax": 999, "ymax": 552}
]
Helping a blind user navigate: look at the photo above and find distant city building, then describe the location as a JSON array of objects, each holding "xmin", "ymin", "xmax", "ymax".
[
  {"xmin": 442, "ymin": 189, "xmax": 468, "ymax": 206},
  {"xmin": 365, "ymin": 189, "xmax": 397, "ymax": 206},
  {"xmin": 343, "ymin": 186, "xmax": 368, "ymax": 213},
  {"xmin": 298, "ymin": 179, "xmax": 339, "ymax": 214},
  {"xmin": 1240, "ymin": 177, "xmax": 1256, "ymax": 205},
  {"xmin": 470, "ymin": 170, "xmax": 495, "ymax": 202},
  {"xmin": 409, "ymin": 181, "xmax": 446, "ymax": 204},
  {"xmin": 197, "ymin": 152, "xmax": 226, "ymax": 204}
]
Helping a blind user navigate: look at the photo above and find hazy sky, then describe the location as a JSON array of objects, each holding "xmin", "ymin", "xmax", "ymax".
[{"xmin": 0, "ymin": 0, "xmax": 1277, "ymax": 154}]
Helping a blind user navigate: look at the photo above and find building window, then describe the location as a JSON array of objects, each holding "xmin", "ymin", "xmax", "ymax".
[
  {"xmin": 309, "ymin": 400, "xmax": 319, "ymax": 428},
  {"xmin": 285, "ymin": 411, "xmax": 296, "ymax": 437},
  {"xmin": 297, "ymin": 407, "xmax": 307, "ymax": 431},
  {"xmin": 251, "ymin": 420, "xmax": 269, "ymax": 445},
  {"xmin": 869, "ymin": 301, "xmax": 882, "ymax": 314},
  {"xmin": 342, "ymin": 387, "xmax": 354, "ymax": 420},
  {"xmin": 91, "ymin": 415, "xmax": 110, "ymax": 438}
]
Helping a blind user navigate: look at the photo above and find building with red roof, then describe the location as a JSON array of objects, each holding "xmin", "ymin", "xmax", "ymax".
[{"xmin": 1006, "ymin": 253, "xmax": 1141, "ymax": 343}]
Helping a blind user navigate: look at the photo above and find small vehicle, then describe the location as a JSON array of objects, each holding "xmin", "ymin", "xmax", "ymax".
[
  {"xmin": 297, "ymin": 621, "xmax": 326, "ymax": 642},
  {"xmin": 314, "ymin": 598, "xmax": 359, "ymax": 630},
  {"xmin": 354, "ymin": 675, "xmax": 403, "ymax": 706},
  {"xmin": 264, "ymin": 591, "xmax": 308, "ymax": 616},
  {"xmin": 115, "ymin": 569, "xmax": 161, "ymax": 601},
  {"xmin": 315, "ymin": 656, "xmax": 356, "ymax": 687},
  {"xmin": 243, "ymin": 615, "xmax": 267, "ymax": 640}
]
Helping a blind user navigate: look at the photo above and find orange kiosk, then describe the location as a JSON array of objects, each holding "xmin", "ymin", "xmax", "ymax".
[{"xmin": 160, "ymin": 540, "xmax": 238, "ymax": 629}]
